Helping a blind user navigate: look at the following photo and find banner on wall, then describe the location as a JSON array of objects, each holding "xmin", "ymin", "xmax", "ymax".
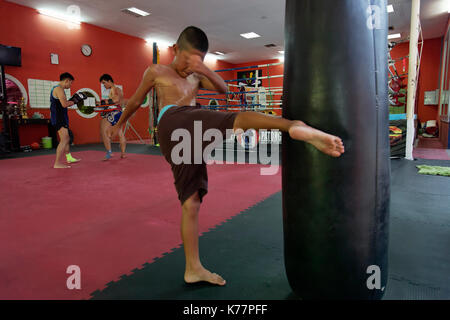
[{"xmin": 237, "ymin": 69, "xmax": 260, "ymax": 87}]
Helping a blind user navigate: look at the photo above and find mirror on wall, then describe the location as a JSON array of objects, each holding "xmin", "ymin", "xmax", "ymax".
[{"xmin": 6, "ymin": 79, "xmax": 23, "ymax": 104}]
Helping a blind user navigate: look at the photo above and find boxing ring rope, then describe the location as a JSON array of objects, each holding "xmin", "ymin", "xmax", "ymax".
[
  {"xmin": 197, "ymin": 88, "xmax": 283, "ymax": 96},
  {"xmin": 223, "ymin": 74, "xmax": 284, "ymax": 83},
  {"xmin": 214, "ymin": 62, "xmax": 283, "ymax": 73},
  {"xmin": 226, "ymin": 84, "xmax": 283, "ymax": 89}
]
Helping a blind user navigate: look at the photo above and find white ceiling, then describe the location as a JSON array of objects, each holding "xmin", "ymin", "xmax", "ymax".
[
  {"xmin": 388, "ymin": 0, "xmax": 449, "ymax": 42},
  {"xmin": 6, "ymin": 0, "xmax": 450, "ymax": 64}
]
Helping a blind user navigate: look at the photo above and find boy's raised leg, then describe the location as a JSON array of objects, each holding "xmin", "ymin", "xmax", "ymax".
[{"xmin": 233, "ymin": 112, "xmax": 345, "ymax": 157}]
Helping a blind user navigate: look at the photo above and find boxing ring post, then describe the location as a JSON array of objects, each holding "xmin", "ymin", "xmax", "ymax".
[
  {"xmin": 405, "ymin": 0, "xmax": 421, "ymax": 160},
  {"xmin": 282, "ymin": 0, "xmax": 390, "ymax": 299},
  {"xmin": 150, "ymin": 42, "xmax": 159, "ymax": 146}
]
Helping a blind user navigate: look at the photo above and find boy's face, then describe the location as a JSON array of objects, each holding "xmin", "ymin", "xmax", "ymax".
[
  {"xmin": 101, "ymin": 80, "xmax": 113, "ymax": 89},
  {"xmin": 62, "ymin": 79, "xmax": 73, "ymax": 89},
  {"xmin": 174, "ymin": 44, "xmax": 206, "ymax": 78}
]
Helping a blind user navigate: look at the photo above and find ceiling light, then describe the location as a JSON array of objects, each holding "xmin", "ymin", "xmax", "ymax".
[
  {"xmin": 215, "ymin": 51, "xmax": 225, "ymax": 55},
  {"xmin": 205, "ymin": 53, "xmax": 218, "ymax": 62},
  {"xmin": 387, "ymin": 5, "xmax": 394, "ymax": 13},
  {"xmin": 278, "ymin": 50, "xmax": 285, "ymax": 54},
  {"xmin": 240, "ymin": 32, "xmax": 261, "ymax": 39},
  {"xmin": 146, "ymin": 38, "xmax": 172, "ymax": 48},
  {"xmin": 126, "ymin": 7, "xmax": 150, "ymax": 17},
  {"xmin": 38, "ymin": 8, "xmax": 81, "ymax": 24},
  {"xmin": 388, "ymin": 33, "xmax": 401, "ymax": 39}
]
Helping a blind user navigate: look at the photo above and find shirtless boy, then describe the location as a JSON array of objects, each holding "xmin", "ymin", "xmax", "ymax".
[
  {"xmin": 99, "ymin": 74, "xmax": 126, "ymax": 160},
  {"xmin": 110, "ymin": 26, "xmax": 345, "ymax": 286}
]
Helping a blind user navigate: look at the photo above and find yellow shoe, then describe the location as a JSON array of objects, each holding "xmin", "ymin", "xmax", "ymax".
[{"xmin": 66, "ymin": 153, "xmax": 81, "ymax": 163}]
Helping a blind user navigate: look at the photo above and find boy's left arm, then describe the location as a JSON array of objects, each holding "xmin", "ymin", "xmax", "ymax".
[{"xmin": 186, "ymin": 56, "xmax": 227, "ymax": 94}]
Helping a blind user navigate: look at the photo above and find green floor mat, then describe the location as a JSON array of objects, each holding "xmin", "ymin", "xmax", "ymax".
[{"xmin": 416, "ymin": 165, "xmax": 450, "ymax": 177}]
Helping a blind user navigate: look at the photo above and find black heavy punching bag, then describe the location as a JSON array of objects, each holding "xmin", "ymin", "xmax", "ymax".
[{"xmin": 282, "ymin": 0, "xmax": 390, "ymax": 299}]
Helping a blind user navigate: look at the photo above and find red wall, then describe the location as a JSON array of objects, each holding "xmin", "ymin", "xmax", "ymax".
[
  {"xmin": 0, "ymin": 0, "xmax": 233, "ymax": 145},
  {"xmin": 390, "ymin": 37, "xmax": 442, "ymax": 123}
]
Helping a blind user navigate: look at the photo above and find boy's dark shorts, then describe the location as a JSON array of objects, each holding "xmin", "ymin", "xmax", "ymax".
[
  {"xmin": 52, "ymin": 122, "xmax": 69, "ymax": 132},
  {"xmin": 157, "ymin": 105, "xmax": 238, "ymax": 205}
]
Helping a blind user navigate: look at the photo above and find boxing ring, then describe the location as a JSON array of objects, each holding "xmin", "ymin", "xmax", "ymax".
[
  {"xmin": 197, "ymin": 62, "xmax": 284, "ymax": 115},
  {"xmin": 197, "ymin": 62, "xmax": 285, "ymax": 152}
]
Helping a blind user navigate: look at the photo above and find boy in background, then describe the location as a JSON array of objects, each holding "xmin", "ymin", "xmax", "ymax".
[{"xmin": 50, "ymin": 72, "xmax": 80, "ymax": 168}]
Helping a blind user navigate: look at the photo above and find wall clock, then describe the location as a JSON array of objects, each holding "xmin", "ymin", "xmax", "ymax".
[{"xmin": 81, "ymin": 44, "xmax": 92, "ymax": 57}]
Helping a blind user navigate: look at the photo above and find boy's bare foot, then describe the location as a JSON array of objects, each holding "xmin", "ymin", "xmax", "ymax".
[
  {"xmin": 289, "ymin": 121, "xmax": 345, "ymax": 157},
  {"xmin": 184, "ymin": 266, "xmax": 226, "ymax": 286},
  {"xmin": 120, "ymin": 153, "xmax": 126, "ymax": 159},
  {"xmin": 54, "ymin": 163, "xmax": 71, "ymax": 169}
]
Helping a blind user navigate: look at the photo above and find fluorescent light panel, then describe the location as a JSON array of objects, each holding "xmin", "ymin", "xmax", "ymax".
[
  {"xmin": 205, "ymin": 53, "xmax": 218, "ymax": 61},
  {"xmin": 38, "ymin": 8, "xmax": 81, "ymax": 24},
  {"xmin": 278, "ymin": 50, "xmax": 285, "ymax": 54},
  {"xmin": 388, "ymin": 33, "xmax": 401, "ymax": 39},
  {"xmin": 215, "ymin": 51, "xmax": 225, "ymax": 55},
  {"xmin": 126, "ymin": 7, "xmax": 150, "ymax": 16},
  {"xmin": 240, "ymin": 32, "xmax": 260, "ymax": 39},
  {"xmin": 387, "ymin": 5, "xmax": 394, "ymax": 13},
  {"xmin": 145, "ymin": 38, "xmax": 172, "ymax": 48}
]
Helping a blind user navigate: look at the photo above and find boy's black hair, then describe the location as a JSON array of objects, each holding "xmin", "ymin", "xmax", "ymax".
[
  {"xmin": 99, "ymin": 74, "xmax": 114, "ymax": 83},
  {"xmin": 60, "ymin": 72, "xmax": 74, "ymax": 81},
  {"xmin": 176, "ymin": 26, "xmax": 209, "ymax": 53}
]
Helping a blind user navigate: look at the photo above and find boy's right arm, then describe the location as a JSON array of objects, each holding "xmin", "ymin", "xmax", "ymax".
[
  {"xmin": 54, "ymin": 87, "xmax": 74, "ymax": 108},
  {"xmin": 114, "ymin": 66, "xmax": 156, "ymax": 128}
]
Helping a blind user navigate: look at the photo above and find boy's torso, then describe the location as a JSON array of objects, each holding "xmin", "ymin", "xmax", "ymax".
[
  {"xmin": 108, "ymin": 85, "xmax": 124, "ymax": 107},
  {"xmin": 154, "ymin": 65, "xmax": 201, "ymax": 111}
]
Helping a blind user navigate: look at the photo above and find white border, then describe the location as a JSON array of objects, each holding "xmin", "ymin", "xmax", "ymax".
[
  {"xmin": 74, "ymin": 88, "xmax": 99, "ymax": 119},
  {"xmin": 208, "ymin": 99, "xmax": 219, "ymax": 107},
  {"xmin": 5, "ymin": 74, "xmax": 28, "ymax": 106},
  {"xmin": 141, "ymin": 93, "xmax": 150, "ymax": 108}
]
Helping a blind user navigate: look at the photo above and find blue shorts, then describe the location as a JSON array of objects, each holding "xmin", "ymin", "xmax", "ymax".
[{"xmin": 106, "ymin": 111, "xmax": 122, "ymax": 126}]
